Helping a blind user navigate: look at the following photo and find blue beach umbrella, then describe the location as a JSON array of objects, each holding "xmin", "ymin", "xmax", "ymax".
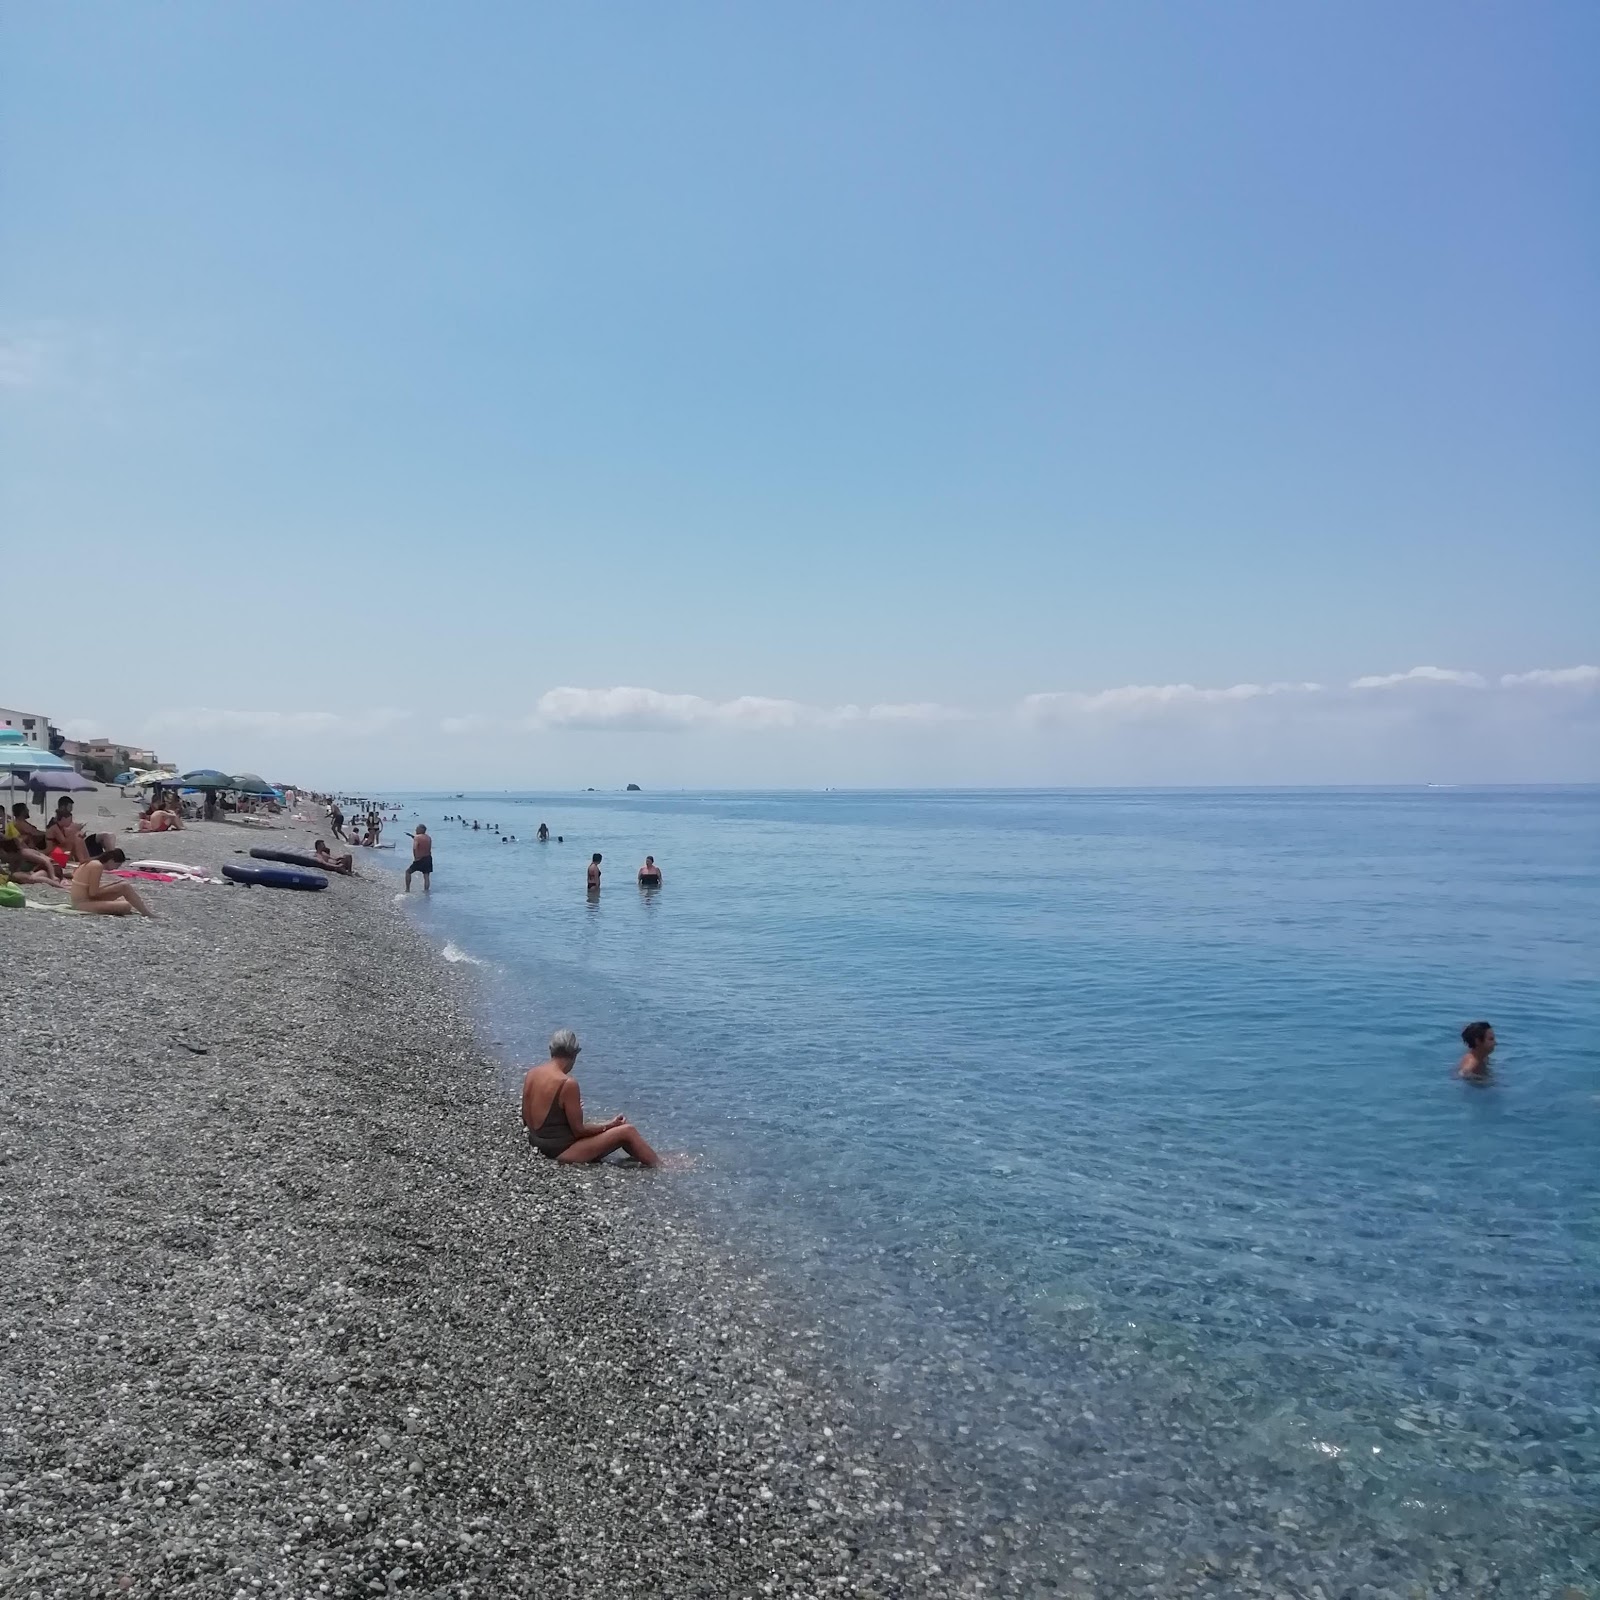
[
  {"xmin": 173, "ymin": 769, "xmax": 235, "ymax": 790},
  {"xmin": 0, "ymin": 729, "xmax": 76, "ymax": 795},
  {"xmin": 0, "ymin": 729, "xmax": 73, "ymax": 772}
]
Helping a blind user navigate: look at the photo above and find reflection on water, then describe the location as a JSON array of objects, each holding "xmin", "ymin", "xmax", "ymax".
[{"xmin": 398, "ymin": 788, "xmax": 1600, "ymax": 1594}]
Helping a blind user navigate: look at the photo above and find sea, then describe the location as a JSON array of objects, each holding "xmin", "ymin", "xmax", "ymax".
[{"xmin": 373, "ymin": 787, "xmax": 1598, "ymax": 1594}]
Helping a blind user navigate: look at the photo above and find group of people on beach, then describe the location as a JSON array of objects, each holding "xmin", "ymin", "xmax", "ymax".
[
  {"xmin": 0, "ymin": 796, "xmax": 153, "ymax": 916},
  {"xmin": 329, "ymin": 802, "xmax": 392, "ymax": 849}
]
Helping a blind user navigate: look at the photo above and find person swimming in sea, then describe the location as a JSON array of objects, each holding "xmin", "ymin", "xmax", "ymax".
[
  {"xmin": 537, "ymin": 822, "xmax": 549, "ymax": 842},
  {"xmin": 1457, "ymin": 1020, "xmax": 1496, "ymax": 1081},
  {"xmin": 638, "ymin": 855, "xmax": 662, "ymax": 886},
  {"xmin": 521, "ymin": 1030, "xmax": 661, "ymax": 1166}
]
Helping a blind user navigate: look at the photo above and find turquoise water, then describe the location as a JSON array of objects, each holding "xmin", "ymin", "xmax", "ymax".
[{"xmin": 387, "ymin": 788, "xmax": 1598, "ymax": 1592}]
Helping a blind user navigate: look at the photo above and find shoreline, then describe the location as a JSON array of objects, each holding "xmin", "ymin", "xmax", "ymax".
[{"xmin": 1, "ymin": 801, "xmax": 995, "ymax": 1598}]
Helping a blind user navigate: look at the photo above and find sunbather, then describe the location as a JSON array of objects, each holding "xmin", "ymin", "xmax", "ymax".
[
  {"xmin": 69, "ymin": 850, "xmax": 154, "ymax": 917},
  {"xmin": 0, "ymin": 836, "xmax": 66, "ymax": 885},
  {"xmin": 7, "ymin": 803, "xmax": 47, "ymax": 850},
  {"xmin": 46, "ymin": 798, "xmax": 89, "ymax": 862},
  {"xmin": 137, "ymin": 801, "xmax": 184, "ymax": 833},
  {"xmin": 313, "ymin": 839, "xmax": 355, "ymax": 874}
]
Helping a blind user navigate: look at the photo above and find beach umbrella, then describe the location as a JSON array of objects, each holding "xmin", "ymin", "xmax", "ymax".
[
  {"xmin": 0, "ymin": 730, "xmax": 74, "ymax": 773},
  {"xmin": 229, "ymin": 772, "xmax": 276, "ymax": 795},
  {"xmin": 173, "ymin": 769, "xmax": 235, "ymax": 790},
  {"xmin": 27, "ymin": 769, "xmax": 97, "ymax": 792}
]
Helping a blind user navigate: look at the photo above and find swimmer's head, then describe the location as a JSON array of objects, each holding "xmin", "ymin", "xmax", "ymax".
[
  {"xmin": 592, "ymin": 852, "xmax": 602, "ymax": 864},
  {"xmin": 549, "ymin": 1028, "xmax": 581, "ymax": 1062},
  {"xmin": 1462, "ymin": 1020, "xmax": 1496, "ymax": 1056},
  {"xmin": 645, "ymin": 855, "xmax": 655, "ymax": 866}
]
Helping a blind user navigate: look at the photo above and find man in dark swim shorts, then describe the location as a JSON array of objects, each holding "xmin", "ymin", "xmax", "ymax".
[{"xmin": 405, "ymin": 824, "xmax": 434, "ymax": 893}]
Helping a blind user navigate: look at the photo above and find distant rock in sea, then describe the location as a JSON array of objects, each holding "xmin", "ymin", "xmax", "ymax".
[{"xmin": 626, "ymin": 783, "xmax": 641, "ymax": 792}]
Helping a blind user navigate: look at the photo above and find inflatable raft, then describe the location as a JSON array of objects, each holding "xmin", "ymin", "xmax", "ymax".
[
  {"xmin": 222, "ymin": 863, "xmax": 328, "ymax": 891},
  {"xmin": 249, "ymin": 848, "xmax": 330, "ymax": 871}
]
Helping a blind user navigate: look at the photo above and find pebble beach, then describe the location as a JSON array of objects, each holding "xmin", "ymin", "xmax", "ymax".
[{"xmin": 0, "ymin": 801, "xmax": 995, "ymax": 1600}]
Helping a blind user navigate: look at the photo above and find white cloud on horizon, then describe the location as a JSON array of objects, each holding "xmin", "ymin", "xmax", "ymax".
[
  {"xmin": 529, "ymin": 686, "xmax": 971, "ymax": 733},
  {"xmin": 1019, "ymin": 680, "xmax": 1322, "ymax": 724},
  {"xmin": 1500, "ymin": 665, "xmax": 1600, "ymax": 689},
  {"xmin": 145, "ymin": 707, "xmax": 411, "ymax": 738},
  {"xmin": 1349, "ymin": 666, "xmax": 1487, "ymax": 690},
  {"xmin": 133, "ymin": 666, "xmax": 1600, "ymax": 751}
]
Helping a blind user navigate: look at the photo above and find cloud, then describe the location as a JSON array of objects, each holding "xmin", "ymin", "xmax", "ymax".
[
  {"xmin": 1349, "ymin": 666, "xmax": 1486, "ymax": 690},
  {"xmin": 530, "ymin": 686, "xmax": 969, "ymax": 733},
  {"xmin": 1019, "ymin": 680, "xmax": 1321, "ymax": 724},
  {"xmin": 145, "ymin": 708, "xmax": 410, "ymax": 738},
  {"xmin": 861, "ymin": 701, "xmax": 973, "ymax": 724},
  {"xmin": 0, "ymin": 333, "xmax": 51, "ymax": 390},
  {"xmin": 1500, "ymin": 665, "xmax": 1599, "ymax": 689}
]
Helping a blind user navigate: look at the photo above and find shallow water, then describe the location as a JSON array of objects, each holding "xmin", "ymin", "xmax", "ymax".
[{"xmin": 384, "ymin": 788, "xmax": 1599, "ymax": 1593}]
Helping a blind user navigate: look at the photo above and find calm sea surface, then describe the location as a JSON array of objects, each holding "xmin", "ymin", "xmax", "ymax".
[{"xmin": 381, "ymin": 788, "xmax": 1598, "ymax": 1593}]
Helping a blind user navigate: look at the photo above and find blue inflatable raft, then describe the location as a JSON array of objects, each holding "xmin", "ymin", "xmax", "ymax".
[{"xmin": 222, "ymin": 863, "xmax": 328, "ymax": 891}]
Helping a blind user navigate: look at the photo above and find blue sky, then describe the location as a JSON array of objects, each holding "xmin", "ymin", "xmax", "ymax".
[{"xmin": 2, "ymin": 3, "xmax": 1595, "ymax": 786}]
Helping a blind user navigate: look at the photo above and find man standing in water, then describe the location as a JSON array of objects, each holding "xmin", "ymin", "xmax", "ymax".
[
  {"xmin": 1457, "ymin": 1021, "xmax": 1496, "ymax": 1081},
  {"xmin": 405, "ymin": 824, "xmax": 434, "ymax": 893},
  {"xmin": 587, "ymin": 852, "xmax": 602, "ymax": 891}
]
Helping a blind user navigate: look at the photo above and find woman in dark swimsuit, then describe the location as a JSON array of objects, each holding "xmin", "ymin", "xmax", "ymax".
[
  {"xmin": 637, "ymin": 854, "xmax": 662, "ymax": 886},
  {"xmin": 520, "ymin": 1030, "xmax": 661, "ymax": 1166}
]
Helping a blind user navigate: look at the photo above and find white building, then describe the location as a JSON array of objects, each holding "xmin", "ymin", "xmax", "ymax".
[{"xmin": 0, "ymin": 706, "xmax": 52, "ymax": 749}]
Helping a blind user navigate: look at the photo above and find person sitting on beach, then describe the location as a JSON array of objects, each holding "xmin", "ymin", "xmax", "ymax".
[
  {"xmin": 313, "ymin": 839, "xmax": 355, "ymax": 874},
  {"xmin": 8, "ymin": 802, "xmax": 47, "ymax": 850},
  {"xmin": 46, "ymin": 798, "xmax": 89, "ymax": 863},
  {"xmin": 0, "ymin": 835, "xmax": 66, "ymax": 885},
  {"xmin": 587, "ymin": 852, "xmax": 602, "ymax": 890},
  {"xmin": 69, "ymin": 849, "xmax": 154, "ymax": 918},
  {"xmin": 1457, "ymin": 1021, "xmax": 1497, "ymax": 1081},
  {"xmin": 405, "ymin": 825, "xmax": 433, "ymax": 893},
  {"xmin": 638, "ymin": 855, "xmax": 662, "ymax": 886},
  {"xmin": 521, "ymin": 1030, "xmax": 661, "ymax": 1166},
  {"xmin": 137, "ymin": 799, "xmax": 184, "ymax": 833}
]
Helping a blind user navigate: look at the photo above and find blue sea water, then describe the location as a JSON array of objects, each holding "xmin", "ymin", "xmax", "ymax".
[{"xmin": 383, "ymin": 788, "xmax": 1598, "ymax": 1592}]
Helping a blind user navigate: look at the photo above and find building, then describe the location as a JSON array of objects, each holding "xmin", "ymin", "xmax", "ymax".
[
  {"xmin": 0, "ymin": 706, "xmax": 53, "ymax": 749},
  {"xmin": 59, "ymin": 737, "xmax": 174, "ymax": 779}
]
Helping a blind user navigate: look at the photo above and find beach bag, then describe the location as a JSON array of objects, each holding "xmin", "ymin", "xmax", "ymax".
[{"xmin": 0, "ymin": 882, "xmax": 25, "ymax": 909}]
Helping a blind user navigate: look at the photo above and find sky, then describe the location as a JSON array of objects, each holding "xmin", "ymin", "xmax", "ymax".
[{"xmin": 2, "ymin": 2, "xmax": 1596, "ymax": 788}]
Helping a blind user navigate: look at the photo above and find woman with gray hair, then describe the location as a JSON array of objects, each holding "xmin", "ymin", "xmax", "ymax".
[{"xmin": 521, "ymin": 1029, "xmax": 661, "ymax": 1167}]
